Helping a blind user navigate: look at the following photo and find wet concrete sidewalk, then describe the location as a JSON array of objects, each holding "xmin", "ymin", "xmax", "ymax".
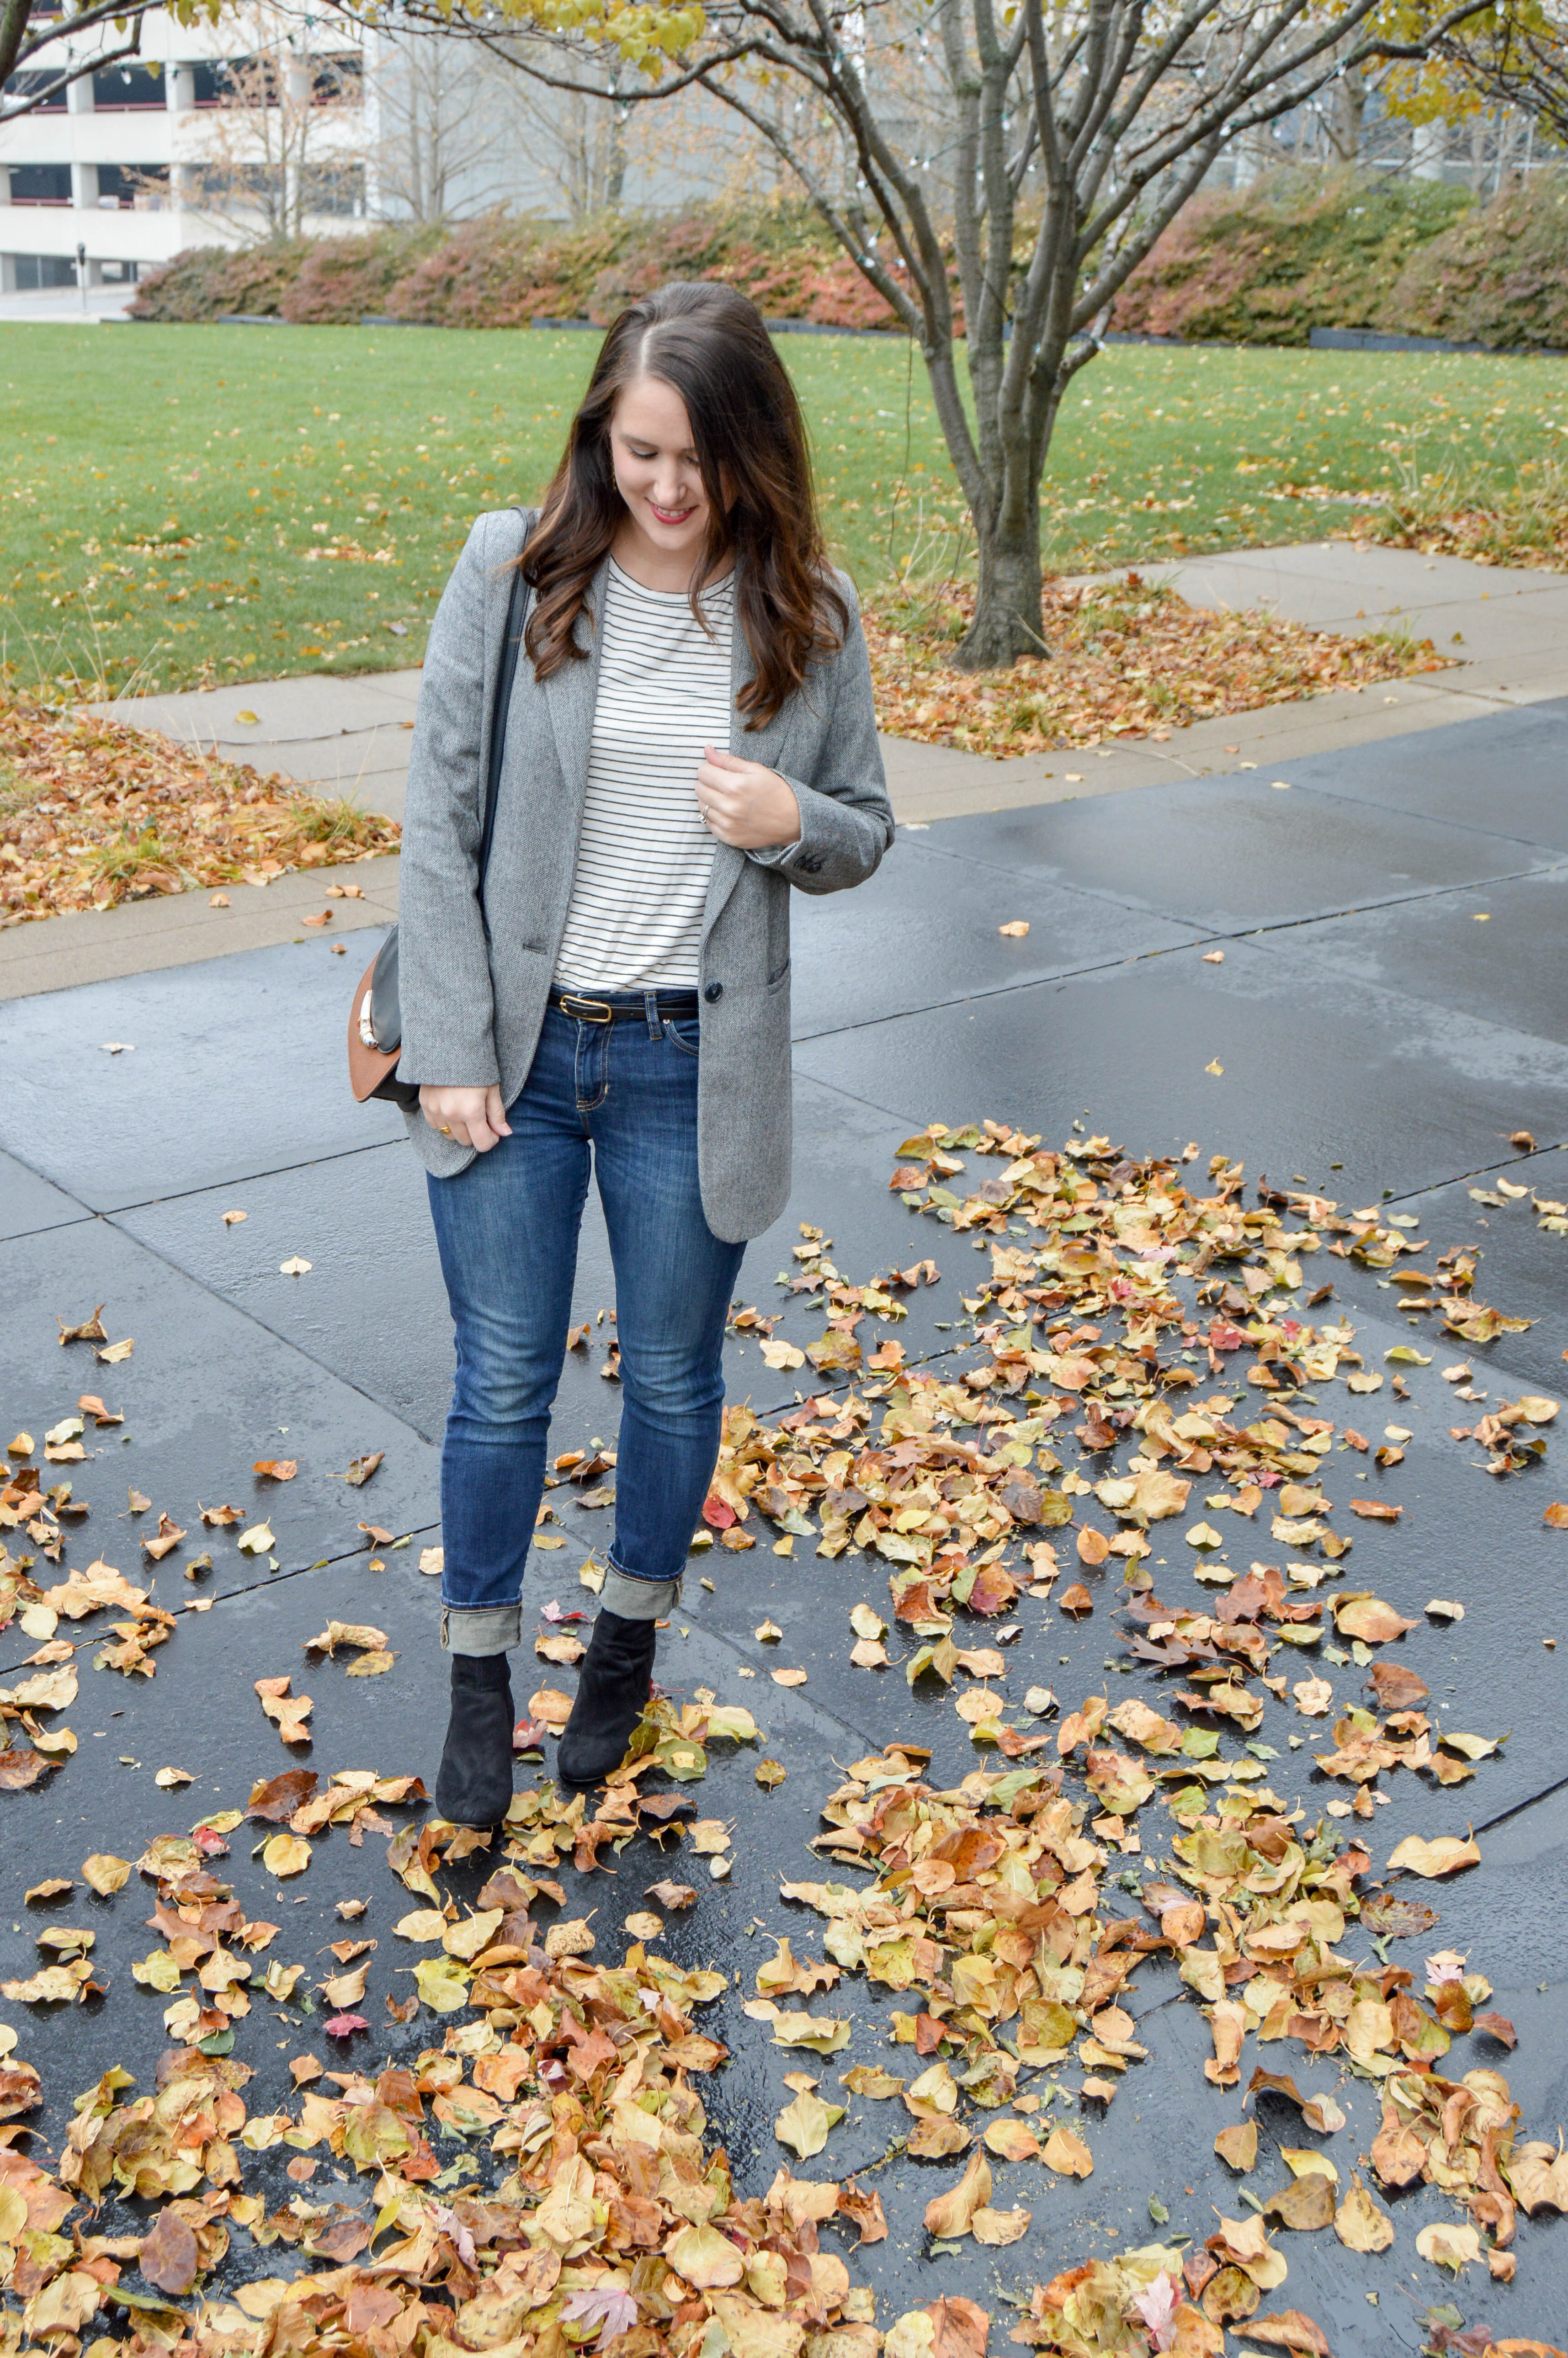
[{"xmin": 2, "ymin": 690, "xmax": 1567, "ymax": 2347}]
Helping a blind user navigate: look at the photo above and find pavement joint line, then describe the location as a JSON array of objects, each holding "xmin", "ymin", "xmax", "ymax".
[
  {"xmin": 1241, "ymin": 860, "xmax": 1568, "ymax": 944},
  {"xmin": 787, "ymin": 936, "xmax": 1224, "ymax": 1046},
  {"xmin": 1377, "ymin": 1141, "xmax": 1568, "ymax": 1208},
  {"xmin": 2, "ymin": 1214, "xmax": 96, "ymax": 1243},
  {"xmin": 793, "ymin": 896, "xmax": 1568, "ymax": 1073},
  {"xmin": 79, "ymin": 1192, "xmax": 454, "ymax": 1448},
  {"xmin": 912, "ymin": 793, "xmax": 1558, "ymax": 918},
  {"xmin": 1470, "ymin": 1767, "xmax": 1568, "ymax": 1841},
  {"xmin": 1250, "ymin": 775, "xmax": 1568, "ymax": 861},
  {"xmin": 771, "ymin": 1066, "xmax": 933, "ymax": 1142},
  {"xmin": 0, "ymin": 1522, "xmax": 444, "ymax": 1683},
  {"xmin": 93, "ymin": 1131, "xmax": 399, "ymax": 1221}
]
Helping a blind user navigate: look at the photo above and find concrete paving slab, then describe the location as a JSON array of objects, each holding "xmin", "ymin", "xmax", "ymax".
[
  {"xmin": 1266, "ymin": 695, "xmax": 1568, "ymax": 853},
  {"xmin": 1141, "ymin": 537, "xmax": 1568, "ymax": 627},
  {"xmin": 87, "ymin": 669, "xmax": 424, "ymax": 748},
  {"xmin": 792, "ymin": 938, "xmax": 1568, "ymax": 1209},
  {"xmin": 0, "ymin": 857, "xmax": 400, "ymax": 1005},
  {"xmin": 0, "ymin": 933, "xmax": 406, "ymax": 1209},
  {"xmin": 919, "ymin": 771, "xmax": 1553, "ymax": 934},
  {"xmin": 789, "ymin": 837, "xmax": 1207, "ymax": 1035},
  {"xmin": 0, "ymin": 1216, "xmax": 438, "ymax": 1624},
  {"xmin": 1274, "ymin": 867, "xmax": 1568, "ymax": 1046},
  {"xmin": 1325, "ymin": 1144, "xmax": 1568, "ymax": 1402},
  {"xmin": 0, "ymin": 1147, "xmax": 91, "ymax": 1243}
]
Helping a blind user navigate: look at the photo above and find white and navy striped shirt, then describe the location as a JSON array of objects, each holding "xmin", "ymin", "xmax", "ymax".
[{"xmin": 553, "ymin": 559, "xmax": 735, "ymax": 993}]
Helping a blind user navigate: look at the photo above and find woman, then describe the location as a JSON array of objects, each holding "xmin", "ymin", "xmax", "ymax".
[{"xmin": 397, "ymin": 280, "xmax": 893, "ymax": 1825}]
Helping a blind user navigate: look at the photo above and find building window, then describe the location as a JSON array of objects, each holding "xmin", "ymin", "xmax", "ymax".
[
  {"xmin": 186, "ymin": 55, "xmax": 279, "ymax": 108},
  {"xmin": 8, "ymin": 163, "xmax": 73, "ymax": 205},
  {"xmin": 300, "ymin": 161, "xmax": 365, "ymax": 216},
  {"xmin": 96, "ymin": 163, "xmax": 170, "ymax": 209},
  {"xmin": 187, "ymin": 162, "xmax": 282, "ymax": 207},
  {"xmin": 99, "ymin": 259, "xmax": 140, "ymax": 283},
  {"xmin": 311, "ymin": 53, "xmax": 362, "ymax": 105},
  {"xmin": 91, "ymin": 61, "xmax": 166, "ymax": 111},
  {"xmin": 2, "ymin": 70, "xmax": 68, "ymax": 109},
  {"xmin": 11, "ymin": 254, "xmax": 80, "ymax": 289}
]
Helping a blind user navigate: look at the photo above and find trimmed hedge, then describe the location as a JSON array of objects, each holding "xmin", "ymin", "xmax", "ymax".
[
  {"xmin": 1382, "ymin": 175, "xmax": 1568, "ymax": 351},
  {"xmin": 129, "ymin": 239, "xmax": 314, "ymax": 321},
  {"xmin": 133, "ymin": 176, "xmax": 1566, "ymax": 351},
  {"xmin": 280, "ymin": 224, "xmax": 447, "ymax": 323},
  {"xmin": 1111, "ymin": 171, "xmax": 1470, "ymax": 347},
  {"xmin": 132, "ymin": 204, "xmax": 906, "ymax": 330}
]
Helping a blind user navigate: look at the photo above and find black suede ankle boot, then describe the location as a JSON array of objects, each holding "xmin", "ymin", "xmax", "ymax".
[
  {"xmin": 556, "ymin": 1608, "xmax": 656, "ymax": 1787},
  {"xmin": 435, "ymin": 1653, "xmax": 516, "ymax": 1828}
]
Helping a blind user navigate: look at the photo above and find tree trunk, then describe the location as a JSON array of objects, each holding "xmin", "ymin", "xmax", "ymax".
[{"xmin": 955, "ymin": 509, "xmax": 1045, "ymax": 671}]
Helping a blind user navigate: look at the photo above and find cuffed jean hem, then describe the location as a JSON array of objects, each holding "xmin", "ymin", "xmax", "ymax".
[
  {"xmin": 601, "ymin": 1568, "xmax": 681, "ymax": 1622},
  {"xmin": 441, "ymin": 1602, "xmax": 521, "ymax": 1656}
]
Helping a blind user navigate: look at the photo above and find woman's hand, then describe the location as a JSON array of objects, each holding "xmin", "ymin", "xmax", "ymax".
[
  {"xmin": 420, "ymin": 1084, "xmax": 512, "ymax": 1153},
  {"xmin": 695, "ymin": 746, "xmax": 802, "ymax": 850}
]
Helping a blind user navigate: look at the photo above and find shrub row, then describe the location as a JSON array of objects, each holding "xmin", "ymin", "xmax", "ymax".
[
  {"xmin": 1381, "ymin": 176, "xmax": 1568, "ymax": 350},
  {"xmin": 1110, "ymin": 170, "xmax": 1471, "ymax": 346},
  {"xmin": 132, "ymin": 173, "xmax": 1568, "ymax": 352},
  {"xmin": 130, "ymin": 204, "xmax": 905, "ymax": 330},
  {"xmin": 1113, "ymin": 169, "xmax": 1568, "ymax": 353}
]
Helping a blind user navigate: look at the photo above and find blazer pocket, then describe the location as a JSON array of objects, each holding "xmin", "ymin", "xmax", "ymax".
[{"xmin": 766, "ymin": 958, "xmax": 792, "ymax": 991}]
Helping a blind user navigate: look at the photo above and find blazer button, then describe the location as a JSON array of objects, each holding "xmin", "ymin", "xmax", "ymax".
[{"xmin": 704, "ymin": 981, "xmax": 723, "ymax": 1003}]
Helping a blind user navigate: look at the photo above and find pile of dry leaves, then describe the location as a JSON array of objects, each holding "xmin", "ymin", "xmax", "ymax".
[
  {"xmin": 0, "ymin": 695, "xmax": 399, "ymax": 927},
  {"xmin": 1339, "ymin": 466, "xmax": 1568, "ymax": 577},
  {"xmin": 861, "ymin": 578, "xmax": 1448, "ymax": 759},
  {"xmin": 2, "ymin": 1119, "xmax": 1566, "ymax": 2358}
]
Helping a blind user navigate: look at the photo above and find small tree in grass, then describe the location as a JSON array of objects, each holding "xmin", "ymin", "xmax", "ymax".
[{"xmin": 336, "ymin": 0, "xmax": 1500, "ymax": 666}]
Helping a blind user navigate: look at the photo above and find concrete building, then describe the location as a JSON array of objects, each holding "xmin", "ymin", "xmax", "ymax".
[
  {"xmin": 1, "ymin": 3, "xmax": 738, "ymax": 307},
  {"xmin": 0, "ymin": 5, "xmax": 368, "ymax": 295}
]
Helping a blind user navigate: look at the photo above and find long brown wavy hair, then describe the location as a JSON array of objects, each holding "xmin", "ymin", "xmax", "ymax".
[{"xmin": 520, "ymin": 281, "xmax": 846, "ymax": 729}]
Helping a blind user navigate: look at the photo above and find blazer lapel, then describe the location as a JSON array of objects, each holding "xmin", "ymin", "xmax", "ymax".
[
  {"xmin": 541, "ymin": 553, "xmax": 609, "ymax": 827},
  {"xmin": 701, "ymin": 577, "xmax": 796, "ymax": 943}
]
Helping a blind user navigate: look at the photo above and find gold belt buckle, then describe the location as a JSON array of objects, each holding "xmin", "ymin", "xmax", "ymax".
[{"xmin": 560, "ymin": 993, "xmax": 614, "ymax": 1025}]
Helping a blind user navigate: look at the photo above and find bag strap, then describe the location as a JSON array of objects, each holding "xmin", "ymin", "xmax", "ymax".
[{"xmin": 478, "ymin": 509, "xmax": 533, "ymax": 931}]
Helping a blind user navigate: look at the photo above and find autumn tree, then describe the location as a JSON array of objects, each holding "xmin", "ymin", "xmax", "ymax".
[
  {"xmin": 184, "ymin": 2, "xmax": 367, "ymax": 241},
  {"xmin": 1427, "ymin": 0, "xmax": 1568, "ymax": 143},
  {"xmin": 338, "ymin": 0, "xmax": 1498, "ymax": 666},
  {"xmin": 2, "ymin": 0, "xmax": 220, "ymax": 122}
]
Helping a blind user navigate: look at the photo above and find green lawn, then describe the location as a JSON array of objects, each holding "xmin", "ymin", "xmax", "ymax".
[{"xmin": 4, "ymin": 321, "xmax": 1565, "ymax": 696}]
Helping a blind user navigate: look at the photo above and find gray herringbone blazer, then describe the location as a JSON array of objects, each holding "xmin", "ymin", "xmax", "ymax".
[{"xmin": 396, "ymin": 506, "xmax": 893, "ymax": 1243}]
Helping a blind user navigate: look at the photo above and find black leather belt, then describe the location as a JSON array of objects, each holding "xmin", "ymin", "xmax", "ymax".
[{"xmin": 549, "ymin": 988, "xmax": 701, "ymax": 1025}]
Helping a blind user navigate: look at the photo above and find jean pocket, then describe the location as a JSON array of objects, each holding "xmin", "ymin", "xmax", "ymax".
[{"xmin": 663, "ymin": 1014, "xmax": 702, "ymax": 1058}]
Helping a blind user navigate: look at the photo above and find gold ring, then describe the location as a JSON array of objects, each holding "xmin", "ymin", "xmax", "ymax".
[{"xmin": 439, "ymin": 1124, "xmax": 453, "ymax": 1136}]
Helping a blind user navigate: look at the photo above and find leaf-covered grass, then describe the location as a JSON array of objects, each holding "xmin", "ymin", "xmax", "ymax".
[
  {"xmin": 1, "ymin": 322, "xmax": 1564, "ymax": 700},
  {"xmin": 0, "ymin": 690, "xmax": 399, "ymax": 927},
  {"xmin": 863, "ymin": 573, "xmax": 1447, "ymax": 759},
  {"xmin": 1343, "ymin": 454, "xmax": 1568, "ymax": 573}
]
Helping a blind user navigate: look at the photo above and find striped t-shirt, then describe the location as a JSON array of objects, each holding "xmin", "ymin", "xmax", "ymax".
[{"xmin": 553, "ymin": 559, "xmax": 735, "ymax": 992}]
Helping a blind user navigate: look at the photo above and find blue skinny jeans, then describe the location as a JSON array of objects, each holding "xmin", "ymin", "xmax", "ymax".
[{"xmin": 425, "ymin": 998, "xmax": 745, "ymax": 1656}]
